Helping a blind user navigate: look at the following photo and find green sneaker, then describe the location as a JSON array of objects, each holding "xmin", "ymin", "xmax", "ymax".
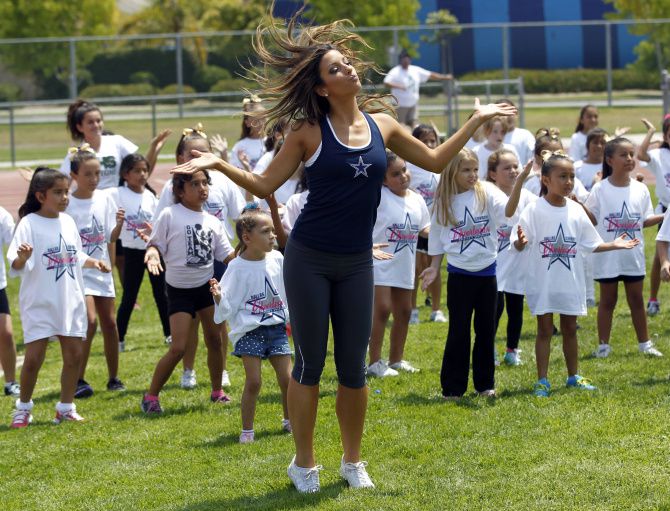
[
  {"xmin": 566, "ymin": 374, "xmax": 596, "ymax": 391},
  {"xmin": 533, "ymin": 378, "xmax": 550, "ymax": 397}
]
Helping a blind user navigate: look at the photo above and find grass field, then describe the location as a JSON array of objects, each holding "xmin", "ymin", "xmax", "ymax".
[
  {"xmin": 0, "ymin": 102, "xmax": 665, "ymax": 166},
  {"xmin": 2, "ymin": 187, "xmax": 670, "ymax": 510}
]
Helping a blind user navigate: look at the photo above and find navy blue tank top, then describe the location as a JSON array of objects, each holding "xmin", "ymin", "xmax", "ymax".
[{"xmin": 290, "ymin": 112, "xmax": 387, "ymax": 253}]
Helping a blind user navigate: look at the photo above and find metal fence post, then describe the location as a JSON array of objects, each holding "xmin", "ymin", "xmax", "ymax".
[
  {"xmin": 69, "ymin": 39, "xmax": 78, "ymax": 99},
  {"xmin": 605, "ymin": 22, "xmax": 613, "ymax": 107},
  {"xmin": 446, "ymin": 79, "xmax": 454, "ymax": 135},
  {"xmin": 392, "ymin": 29, "xmax": 399, "ymax": 65},
  {"xmin": 662, "ymin": 70, "xmax": 669, "ymax": 115},
  {"xmin": 175, "ymin": 34, "xmax": 184, "ymax": 118},
  {"xmin": 151, "ymin": 100, "xmax": 157, "ymax": 138},
  {"xmin": 502, "ymin": 24, "xmax": 510, "ymax": 96},
  {"xmin": 9, "ymin": 107, "xmax": 15, "ymax": 166},
  {"xmin": 518, "ymin": 77, "xmax": 525, "ymax": 128}
]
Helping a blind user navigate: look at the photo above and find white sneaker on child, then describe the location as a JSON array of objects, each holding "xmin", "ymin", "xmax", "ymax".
[
  {"xmin": 288, "ymin": 456, "xmax": 322, "ymax": 493},
  {"xmin": 282, "ymin": 418, "xmax": 292, "ymax": 433},
  {"xmin": 639, "ymin": 340, "xmax": 663, "ymax": 357},
  {"xmin": 221, "ymin": 370, "xmax": 231, "ymax": 388},
  {"xmin": 594, "ymin": 344, "xmax": 612, "ymax": 358},
  {"xmin": 430, "ymin": 310, "xmax": 447, "ymax": 323},
  {"xmin": 181, "ymin": 369, "xmax": 197, "ymax": 389},
  {"xmin": 366, "ymin": 360, "xmax": 398, "ymax": 377},
  {"xmin": 389, "ymin": 360, "xmax": 419, "ymax": 373},
  {"xmin": 239, "ymin": 430, "xmax": 254, "ymax": 444},
  {"xmin": 409, "ymin": 309, "xmax": 419, "ymax": 325},
  {"xmin": 340, "ymin": 456, "xmax": 375, "ymax": 489}
]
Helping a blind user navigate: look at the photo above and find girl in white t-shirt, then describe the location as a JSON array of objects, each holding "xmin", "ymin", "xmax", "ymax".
[
  {"xmin": 141, "ymin": 169, "xmax": 235, "ymax": 414},
  {"xmin": 407, "ymin": 124, "xmax": 446, "ymax": 324},
  {"xmin": 487, "ymin": 149, "xmax": 534, "ymax": 366},
  {"xmin": 0, "ymin": 206, "xmax": 19, "ymax": 397},
  {"xmin": 574, "ymin": 128, "xmax": 607, "ymax": 191},
  {"xmin": 66, "ymin": 147, "xmax": 125, "ymax": 397},
  {"xmin": 8, "ymin": 168, "xmax": 110, "ymax": 428},
  {"xmin": 569, "ymin": 104, "xmax": 599, "ymax": 162},
  {"xmin": 512, "ymin": 152, "xmax": 638, "ymax": 398},
  {"xmin": 367, "ymin": 151, "xmax": 430, "ymax": 378},
  {"xmin": 584, "ymin": 138, "xmax": 663, "ymax": 359},
  {"xmin": 473, "ymin": 117, "xmax": 519, "ymax": 180},
  {"xmin": 637, "ymin": 116, "xmax": 670, "ymax": 316},
  {"xmin": 115, "ymin": 154, "xmax": 171, "ymax": 351},
  {"xmin": 210, "ymin": 209, "xmax": 292, "ymax": 444},
  {"xmin": 229, "ymin": 98, "xmax": 267, "ymax": 172},
  {"xmin": 420, "ymin": 148, "xmax": 526, "ymax": 399}
]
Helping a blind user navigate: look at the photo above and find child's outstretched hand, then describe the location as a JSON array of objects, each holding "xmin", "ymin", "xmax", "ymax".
[
  {"xmin": 144, "ymin": 247, "xmax": 164, "ymax": 275},
  {"xmin": 210, "ymin": 134, "xmax": 228, "ymax": 158},
  {"xmin": 238, "ymin": 151, "xmax": 251, "ymax": 171},
  {"xmin": 642, "ymin": 118, "xmax": 656, "ymax": 133},
  {"xmin": 614, "ymin": 126, "xmax": 630, "ymax": 137},
  {"xmin": 419, "ymin": 266, "xmax": 437, "ymax": 291},
  {"xmin": 93, "ymin": 259, "xmax": 112, "ymax": 273},
  {"xmin": 372, "ymin": 243, "xmax": 393, "ymax": 261},
  {"xmin": 136, "ymin": 222, "xmax": 153, "ymax": 243},
  {"xmin": 209, "ymin": 278, "xmax": 222, "ymax": 304},
  {"xmin": 661, "ymin": 261, "xmax": 670, "ymax": 282},
  {"xmin": 513, "ymin": 225, "xmax": 527, "ymax": 251},
  {"xmin": 151, "ymin": 129, "xmax": 172, "ymax": 151},
  {"xmin": 520, "ymin": 159, "xmax": 533, "ymax": 180},
  {"xmin": 16, "ymin": 243, "xmax": 33, "ymax": 262},
  {"xmin": 116, "ymin": 207, "xmax": 125, "ymax": 228},
  {"xmin": 613, "ymin": 234, "xmax": 640, "ymax": 250}
]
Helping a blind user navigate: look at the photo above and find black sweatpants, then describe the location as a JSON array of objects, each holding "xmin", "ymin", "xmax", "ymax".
[
  {"xmin": 283, "ymin": 239, "xmax": 373, "ymax": 389},
  {"xmin": 116, "ymin": 247, "xmax": 170, "ymax": 342},
  {"xmin": 494, "ymin": 291, "xmax": 524, "ymax": 351},
  {"xmin": 441, "ymin": 272, "xmax": 497, "ymax": 396}
]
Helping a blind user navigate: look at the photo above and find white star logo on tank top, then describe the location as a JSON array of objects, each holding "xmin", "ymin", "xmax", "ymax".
[{"xmin": 350, "ymin": 156, "xmax": 371, "ymax": 179}]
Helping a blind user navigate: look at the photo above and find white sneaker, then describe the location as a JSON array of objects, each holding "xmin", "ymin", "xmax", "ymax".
[
  {"xmin": 366, "ymin": 360, "xmax": 398, "ymax": 378},
  {"xmin": 593, "ymin": 344, "xmax": 612, "ymax": 358},
  {"xmin": 340, "ymin": 456, "xmax": 375, "ymax": 489},
  {"xmin": 165, "ymin": 335, "xmax": 172, "ymax": 344},
  {"xmin": 389, "ymin": 360, "xmax": 419, "ymax": 373},
  {"xmin": 647, "ymin": 300, "xmax": 660, "ymax": 316},
  {"xmin": 639, "ymin": 340, "xmax": 663, "ymax": 357},
  {"xmin": 119, "ymin": 341, "xmax": 125, "ymax": 353},
  {"xmin": 287, "ymin": 456, "xmax": 322, "ymax": 493},
  {"xmin": 282, "ymin": 418, "xmax": 292, "ymax": 433},
  {"xmin": 409, "ymin": 309, "xmax": 419, "ymax": 325},
  {"xmin": 586, "ymin": 298, "xmax": 597, "ymax": 308},
  {"xmin": 430, "ymin": 310, "xmax": 447, "ymax": 323},
  {"xmin": 221, "ymin": 370, "xmax": 231, "ymax": 388},
  {"xmin": 181, "ymin": 369, "xmax": 197, "ymax": 389}
]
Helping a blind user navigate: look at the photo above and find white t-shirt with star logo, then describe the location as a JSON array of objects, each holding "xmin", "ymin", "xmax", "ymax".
[
  {"xmin": 0, "ymin": 206, "xmax": 15, "ymax": 290},
  {"xmin": 372, "ymin": 187, "xmax": 430, "ymax": 289},
  {"xmin": 496, "ymin": 188, "xmax": 537, "ymax": 294},
  {"xmin": 646, "ymin": 147, "xmax": 670, "ymax": 207},
  {"xmin": 511, "ymin": 198, "xmax": 602, "ymax": 316},
  {"xmin": 114, "ymin": 186, "xmax": 158, "ymax": 250},
  {"xmin": 428, "ymin": 181, "xmax": 508, "ymax": 272},
  {"xmin": 149, "ymin": 203, "xmax": 234, "ymax": 288},
  {"xmin": 407, "ymin": 162, "xmax": 440, "ymax": 210},
  {"xmin": 212, "ymin": 250, "xmax": 288, "ymax": 346},
  {"xmin": 66, "ymin": 190, "xmax": 117, "ymax": 297},
  {"xmin": 7, "ymin": 213, "xmax": 89, "ymax": 343},
  {"xmin": 585, "ymin": 178, "xmax": 653, "ymax": 279}
]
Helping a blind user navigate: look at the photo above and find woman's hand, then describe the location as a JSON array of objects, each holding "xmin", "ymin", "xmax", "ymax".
[
  {"xmin": 472, "ymin": 97, "xmax": 517, "ymax": 122},
  {"xmin": 171, "ymin": 150, "xmax": 222, "ymax": 175}
]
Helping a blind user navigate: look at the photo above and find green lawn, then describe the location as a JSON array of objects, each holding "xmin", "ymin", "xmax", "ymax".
[{"xmin": 2, "ymin": 195, "xmax": 670, "ymax": 510}]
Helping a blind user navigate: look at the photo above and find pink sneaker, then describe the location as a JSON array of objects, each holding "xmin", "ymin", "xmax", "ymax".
[
  {"xmin": 10, "ymin": 409, "xmax": 32, "ymax": 429},
  {"xmin": 54, "ymin": 409, "xmax": 84, "ymax": 424},
  {"xmin": 210, "ymin": 390, "xmax": 232, "ymax": 404}
]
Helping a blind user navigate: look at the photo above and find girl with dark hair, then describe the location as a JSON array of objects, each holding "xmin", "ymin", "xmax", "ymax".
[
  {"xmin": 512, "ymin": 152, "xmax": 638, "ymax": 398},
  {"xmin": 172, "ymin": 5, "xmax": 516, "ymax": 493},
  {"xmin": 574, "ymin": 128, "xmax": 608, "ymax": 191},
  {"xmin": 569, "ymin": 104, "xmax": 599, "ymax": 162},
  {"xmin": 8, "ymin": 168, "xmax": 110, "ymax": 428},
  {"xmin": 585, "ymin": 138, "xmax": 663, "ymax": 359},
  {"xmin": 229, "ymin": 98, "xmax": 267, "ymax": 172}
]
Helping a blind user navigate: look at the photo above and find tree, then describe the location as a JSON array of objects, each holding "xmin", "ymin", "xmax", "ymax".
[
  {"xmin": 0, "ymin": 1, "xmax": 117, "ymax": 84},
  {"xmin": 305, "ymin": 0, "xmax": 421, "ymax": 69},
  {"xmin": 423, "ymin": 9, "xmax": 461, "ymax": 76},
  {"xmin": 605, "ymin": 0, "xmax": 669, "ymax": 73}
]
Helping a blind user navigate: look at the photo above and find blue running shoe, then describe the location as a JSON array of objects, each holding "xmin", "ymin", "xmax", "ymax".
[
  {"xmin": 566, "ymin": 374, "xmax": 596, "ymax": 391},
  {"xmin": 533, "ymin": 378, "xmax": 551, "ymax": 397}
]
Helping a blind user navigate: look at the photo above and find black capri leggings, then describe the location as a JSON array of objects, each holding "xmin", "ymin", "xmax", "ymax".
[
  {"xmin": 116, "ymin": 247, "xmax": 170, "ymax": 342},
  {"xmin": 283, "ymin": 238, "xmax": 373, "ymax": 389},
  {"xmin": 494, "ymin": 291, "xmax": 524, "ymax": 351}
]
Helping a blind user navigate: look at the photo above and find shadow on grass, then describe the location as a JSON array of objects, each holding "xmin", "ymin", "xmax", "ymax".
[
  {"xmin": 181, "ymin": 482, "xmax": 346, "ymax": 510},
  {"xmin": 200, "ymin": 428, "xmax": 289, "ymax": 448},
  {"xmin": 631, "ymin": 376, "xmax": 670, "ymax": 387},
  {"xmin": 112, "ymin": 401, "xmax": 213, "ymax": 421},
  {"xmin": 397, "ymin": 392, "xmax": 492, "ymax": 409}
]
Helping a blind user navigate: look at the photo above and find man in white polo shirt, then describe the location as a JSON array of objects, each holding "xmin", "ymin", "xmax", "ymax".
[{"xmin": 384, "ymin": 49, "xmax": 453, "ymax": 128}]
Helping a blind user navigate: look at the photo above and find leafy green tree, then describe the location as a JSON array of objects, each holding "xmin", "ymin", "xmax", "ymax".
[{"xmin": 423, "ymin": 9, "xmax": 461, "ymax": 76}]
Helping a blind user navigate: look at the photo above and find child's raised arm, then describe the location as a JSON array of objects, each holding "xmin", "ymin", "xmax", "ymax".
[
  {"xmin": 505, "ymin": 160, "xmax": 533, "ymax": 217},
  {"xmin": 145, "ymin": 129, "xmax": 172, "ymax": 174},
  {"xmin": 637, "ymin": 119, "xmax": 656, "ymax": 163},
  {"xmin": 266, "ymin": 193, "xmax": 288, "ymax": 249}
]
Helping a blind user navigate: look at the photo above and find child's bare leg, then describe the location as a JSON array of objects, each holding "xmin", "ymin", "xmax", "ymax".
[
  {"xmin": 221, "ymin": 322, "xmax": 230, "ymax": 372},
  {"xmin": 148, "ymin": 313, "xmax": 192, "ymax": 395},
  {"xmin": 430, "ymin": 271, "xmax": 442, "ymax": 312},
  {"xmin": 536, "ymin": 314, "xmax": 554, "ymax": 380},
  {"xmin": 369, "ymin": 286, "xmax": 391, "ymax": 364},
  {"xmin": 388, "ymin": 288, "xmax": 413, "ymax": 365},
  {"xmin": 650, "ymin": 252, "xmax": 661, "ymax": 303},
  {"xmin": 95, "ymin": 296, "xmax": 120, "ymax": 379},
  {"xmin": 624, "ymin": 280, "xmax": 649, "ymax": 342},
  {"xmin": 269, "ymin": 354, "xmax": 292, "ymax": 420},
  {"xmin": 0, "ymin": 313, "xmax": 16, "ymax": 383},
  {"xmin": 241, "ymin": 355, "xmax": 262, "ymax": 430},
  {"xmin": 198, "ymin": 307, "xmax": 223, "ymax": 392},
  {"xmin": 182, "ymin": 319, "xmax": 199, "ymax": 371},
  {"xmin": 560, "ymin": 315, "xmax": 579, "ymax": 377},
  {"xmin": 59, "ymin": 336, "xmax": 83, "ymax": 403},
  {"xmin": 79, "ymin": 295, "xmax": 98, "ymax": 379},
  {"xmin": 18, "ymin": 340, "xmax": 48, "ymax": 403},
  {"xmin": 596, "ymin": 282, "xmax": 618, "ymax": 344}
]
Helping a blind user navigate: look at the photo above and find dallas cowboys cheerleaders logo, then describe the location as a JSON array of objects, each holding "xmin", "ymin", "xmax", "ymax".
[
  {"xmin": 604, "ymin": 202, "xmax": 640, "ymax": 239},
  {"xmin": 386, "ymin": 213, "xmax": 419, "ymax": 253},
  {"xmin": 42, "ymin": 235, "xmax": 78, "ymax": 281},
  {"xmin": 125, "ymin": 206, "xmax": 152, "ymax": 239},
  {"xmin": 540, "ymin": 224, "xmax": 577, "ymax": 270},
  {"xmin": 416, "ymin": 175, "xmax": 438, "ymax": 207},
  {"xmin": 185, "ymin": 224, "xmax": 212, "ymax": 267},
  {"xmin": 79, "ymin": 216, "xmax": 106, "ymax": 256},
  {"xmin": 350, "ymin": 156, "xmax": 371, "ymax": 179},
  {"xmin": 205, "ymin": 200, "xmax": 225, "ymax": 220},
  {"xmin": 497, "ymin": 224, "xmax": 512, "ymax": 251},
  {"xmin": 246, "ymin": 277, "xmax": 286, "ymax": 321},
  {"xmin": 450, "ymin": 207, "xmax": 491, "ymax": 253}
]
